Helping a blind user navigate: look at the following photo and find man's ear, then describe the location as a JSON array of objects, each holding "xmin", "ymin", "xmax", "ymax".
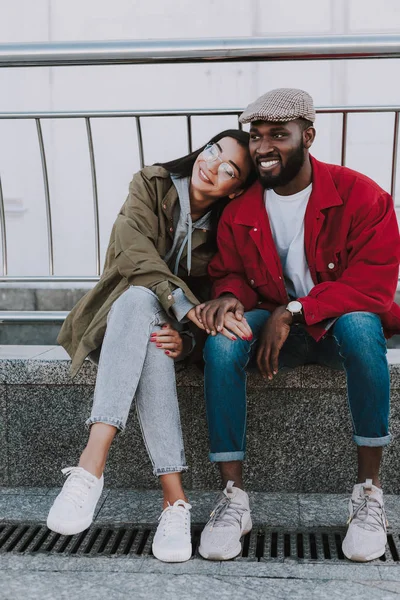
[
  {"xmin": 303, "ymin": 126, "xmax": 316, "ymax": 149},
  {"xmin": 228, "ymin": 188, "xmax": 244, "ymax": 200}
]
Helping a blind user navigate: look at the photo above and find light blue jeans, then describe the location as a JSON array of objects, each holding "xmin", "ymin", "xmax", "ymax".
[
  {"xmin": 87, "ymin": 286, "xmax": 187, "ymax": 476},
  {"xmin": 204, "ymin": 309, "xmax": 391, "ymax": 462}
]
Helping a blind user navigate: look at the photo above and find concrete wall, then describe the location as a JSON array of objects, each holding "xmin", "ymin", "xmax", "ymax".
[{"xmin": 0, "ymin": 0, "xmax": 399, "ymax": 278}]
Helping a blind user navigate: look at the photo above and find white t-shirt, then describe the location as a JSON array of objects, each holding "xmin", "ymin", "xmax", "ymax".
[{"xmin": 265, "ymin": 184, "xmax": 314, "ymax": 299}]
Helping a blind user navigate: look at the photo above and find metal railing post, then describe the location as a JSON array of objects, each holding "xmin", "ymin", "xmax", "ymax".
[
  {"xmin": 85, "ymin": 117, "xmax": 101, "ymax": 276},
  {"xmin": 0, "ymin": 172, "xmax": 7, "ymax": 275},
  {"xmin": 341, "ymin": 112, "xmax": 348, "ymax": 167},
  {"xmin": 391, "ymin": 112, "xmax": 399, "ymax": 199},
  {"xmin": 35, "ymin": 118, "xmax": 54, "ymax": 276},
  {"xmin": 186, "ymin": 115, "xmax": 193, "ymax": 153},
  {"xmin": 135, "ymin": 117, "xmax": 145, "ymax": 169}
]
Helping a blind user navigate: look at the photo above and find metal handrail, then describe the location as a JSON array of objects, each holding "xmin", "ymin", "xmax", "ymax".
[
  {"xmin": 0, "ymin": 311, "xmax": 68, "ymax": 323},
  {"xmin": 0, "ymin": 106, "xmax": 399, "ymax": 119},
  {"xmin": 0, "ymin": 35, "xmax": 399, "ymax": 67},
  {"xmin": 0, "ymin": 34, "xmax": 399, "ymax": 286}
]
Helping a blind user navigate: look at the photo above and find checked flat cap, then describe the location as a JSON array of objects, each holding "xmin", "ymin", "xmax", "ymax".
[{"xmin": 239, "ymin": 88, "xmax": 315, "ymax": 124}]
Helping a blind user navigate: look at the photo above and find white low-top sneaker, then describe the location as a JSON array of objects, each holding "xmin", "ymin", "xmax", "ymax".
[
  {"xmin": 152, "ymin": 499, "xmax": 192, "ymax": 563},
  {"xmin": 342, "ymin": 479, "xmax": 388, "ymax": 562},
  {"xmin": 47, "ymin": 466, "xmax": 104, "ymax": 536},
  {"xmin": 199, "ymin": 480, "xmax": 252, "ymax": 561}
]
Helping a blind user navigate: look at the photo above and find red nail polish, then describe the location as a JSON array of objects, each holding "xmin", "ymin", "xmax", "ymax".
[
  {"xmin": 165, "ymin": 351, "xmax": 170, "ymax": 355},
  {"xmin": 156, "ymin": 344, "xmax": 162, "ymax": 347},
  {"xmin": 232, "ymin": 336, "xmax": 237, "ymax": 341}
]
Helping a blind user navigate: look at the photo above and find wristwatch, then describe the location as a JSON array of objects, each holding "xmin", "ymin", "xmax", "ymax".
[{"xmin": 285, "ymin": 300, "xmax": 303, "ymax": 322}]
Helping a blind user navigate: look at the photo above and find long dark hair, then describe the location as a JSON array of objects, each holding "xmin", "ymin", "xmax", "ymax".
[{"xmin": 157, "ymin": 129, "xmax": 256, "ymax": 250}]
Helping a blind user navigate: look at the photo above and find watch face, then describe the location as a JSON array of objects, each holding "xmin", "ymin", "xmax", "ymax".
[{"xmin": 288, "ymin": 300, "xmax": 302, "ymax": 313}]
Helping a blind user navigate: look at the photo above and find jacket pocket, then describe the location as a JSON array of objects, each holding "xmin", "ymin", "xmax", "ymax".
[
  {"xmin": 245, "ymin": 267, "xmax": 269, "ymax": 290},
  {"xmin": 315, "ymin": 250, "xmax": 343, "ymax": 280}
]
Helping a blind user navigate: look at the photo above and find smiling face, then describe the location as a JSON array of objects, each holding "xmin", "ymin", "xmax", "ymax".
[
  {"xmin": 191, "ymin": 136, "xmax": 252, "ymax": 202},
  {"xmin": 249, "ymin": 120, "xmax": 315, "ymax": 191}
]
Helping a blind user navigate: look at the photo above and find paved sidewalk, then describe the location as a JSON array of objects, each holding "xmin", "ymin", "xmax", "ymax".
[{"xmin": 1, "ymin": 488, "xmax": 400, "ymax": 599}]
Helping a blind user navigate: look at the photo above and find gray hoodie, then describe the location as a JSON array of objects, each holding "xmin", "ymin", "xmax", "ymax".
[{"xmin": 164, "ymin": 174, "xmax": 212, "ymax": 322}]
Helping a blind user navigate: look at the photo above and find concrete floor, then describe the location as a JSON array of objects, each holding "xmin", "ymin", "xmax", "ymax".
[{"xmin": 1, "ymin": 488, "xmax": 400, "ymax": 599}]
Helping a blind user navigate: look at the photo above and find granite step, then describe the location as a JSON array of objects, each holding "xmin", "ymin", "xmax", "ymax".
[{"xmin": 1, "ymin": 346, "xmax": 400, "ymax": 493}]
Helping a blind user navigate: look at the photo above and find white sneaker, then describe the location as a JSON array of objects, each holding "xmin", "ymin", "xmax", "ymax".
[
  {"xmin": 152, "ymin": 499, "xmax": 192, "ymax": 563},
  {"xmin": 47, "ymin": 466, "xmax": 104, "ymax": 536},
  {"xmin": 342, "ymin": 479, "xmax": 388, "ymax": 562},
  {"xmin": 198, "ymin": 480, "xmax": 252, "ymax": 561}
]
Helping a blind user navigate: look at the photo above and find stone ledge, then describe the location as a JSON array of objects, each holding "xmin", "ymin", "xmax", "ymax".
[
  {"xmin": 1, "ymin": 346, "xmax": 400, "ymax": 389},
  {"xmin": 1, "ymin": 346, "xmax": 400, "ymax": 492}
]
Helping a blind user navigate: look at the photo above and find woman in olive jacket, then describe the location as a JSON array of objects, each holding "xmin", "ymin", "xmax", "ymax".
[{"xmin": 47, "ymin": 129, "xmax": 255, "ymax": 563}]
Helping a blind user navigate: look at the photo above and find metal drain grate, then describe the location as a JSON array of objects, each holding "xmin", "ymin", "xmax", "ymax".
[{"xmin": 1, "ymin": 523, "xmax": 399, "ymax": 563}]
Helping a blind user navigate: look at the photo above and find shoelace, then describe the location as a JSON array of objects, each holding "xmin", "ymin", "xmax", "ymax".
[
  {"xmin": 207, "ymin": 494, "xmax": 247, "ymax": 530},
  {"xmin": 159, "ymin": 501, "xmax": 191, "ymax": 537},
  {"xmin": 59, "ymin": 467, "xmax": 95, "ymax": 509},
  {"xmin": 349, "ymin": 489, "xmax": 387, "ymax": 532}
]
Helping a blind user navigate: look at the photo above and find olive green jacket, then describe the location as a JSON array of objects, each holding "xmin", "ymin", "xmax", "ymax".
[{"xmin": 58, "ymin": 166, "xmax": 213, "ymax": 377}]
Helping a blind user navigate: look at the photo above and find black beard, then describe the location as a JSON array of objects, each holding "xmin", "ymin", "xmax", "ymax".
[{"xmin": 258, "ymin": 141, "xmax": 305, "ymax": 189}]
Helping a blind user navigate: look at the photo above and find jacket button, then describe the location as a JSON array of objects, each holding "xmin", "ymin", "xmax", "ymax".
[
  {"xmin": 253, "ymin": 228, "xmax": 258, "ymax": 232},
  {"xmin": 163, "ymin": 203, "xmax": 167, "ymax": 209},
  {"xmin": 167, "ymin": 294, "xmax": 172, "ymax": 300},
  {"xmin": 250, "ymin": 279, "xmax": 255, "ymax": 286},
  {"xmin": 328, "ymin": 262, "xmax": 335, "ymax": 269},
  {"xmin": 169, "ymin": 227, "xmax": 173, "ymax": 232}
]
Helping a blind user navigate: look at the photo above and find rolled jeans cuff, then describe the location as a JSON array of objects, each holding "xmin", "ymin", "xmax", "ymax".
[
  {"xmin": 154, "ymin": 465, "xmax": 189, "ymax": 477},
  {"xmin": 353, "ymin": 433, "xmax": 391, "ymax": 447},
  {"xmin": 85, "ymin": 416, "xmax": 125, "ymax": 432},
  {"xmin": 209, "ymin": 451, "xmax": 245, "ymax": 463}
]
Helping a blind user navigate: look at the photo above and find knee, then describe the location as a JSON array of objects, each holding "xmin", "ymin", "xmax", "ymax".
[
  {"xmin": 204, "ymin": 333, "xmax": 251, "ymax": 368},
  {"xmin": 112, "ymin": 286, "xmax": 160, "ymax": 319},
  {"xmin": 334, "ymin": 312, "xmax": 386, "ymax": 356}
]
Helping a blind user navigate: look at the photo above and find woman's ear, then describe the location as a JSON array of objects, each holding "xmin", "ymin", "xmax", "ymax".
[{"xmin": 228, "ymin": 188, "xmax": 244, "ymax": 200}]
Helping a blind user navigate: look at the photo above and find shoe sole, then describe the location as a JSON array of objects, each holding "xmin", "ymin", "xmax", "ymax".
[
  {"xmin": 198, "ymin": 528, "xmax": 252, "ymax": 561},
  {"xmin": 342, "ymin": 545, "xmax": 386, "ymax": 562},
  {"xmin": 46, "ymin": 512, "xmax": 94, "ymax": 536},
  {"xmin": 151, "ymin": 544, "xmax": 192, "ymax": 563}
]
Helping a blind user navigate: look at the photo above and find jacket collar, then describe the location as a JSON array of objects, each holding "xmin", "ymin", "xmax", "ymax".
[
  {"xmin": 309, "ymin": 155, "xmax": 343, "ymax": 211},
  {"xmin": 233, "ymin": 155, "xmax": 343, "ymax": 226}
]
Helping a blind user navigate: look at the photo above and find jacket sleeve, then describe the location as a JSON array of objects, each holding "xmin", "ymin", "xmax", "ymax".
[
  {"xmin": 114, "ymin": 170, "xmax": 200, "ymax": 316},
  {"xmin": 209, "ymin": 210, "xmax": 259, "ymax": 310},
  {"xmin": 299, "ymin": 191, "xmax": 400, "ymax": 325}
]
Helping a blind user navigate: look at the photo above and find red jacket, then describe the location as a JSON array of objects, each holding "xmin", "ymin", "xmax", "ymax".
[{"xmin": 209, "ymin": 156, "xmax": 400, "ymax": 340}]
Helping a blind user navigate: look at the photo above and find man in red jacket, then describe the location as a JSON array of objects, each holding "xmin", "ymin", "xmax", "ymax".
[{"xmin": 197, "ymin": 88, "xmax": 400, "ymax": 563}]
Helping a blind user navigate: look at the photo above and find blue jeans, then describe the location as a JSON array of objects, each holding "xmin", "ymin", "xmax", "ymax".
[{"xmin": 204, "ymin": 310, "xmax": 391, "ymax": 462}]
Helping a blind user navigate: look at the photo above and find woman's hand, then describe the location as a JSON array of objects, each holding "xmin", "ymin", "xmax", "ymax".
[
  {"xmin": 219, "ymin": 313, "xmax": 253, "ymax": 341},
  {"xmin": 150, "ymin": 324, "xmax": 183, "ymax": 359},
  {"xmin": 194, "ymin": 296, "xmax": 245, "ymax": 335}
]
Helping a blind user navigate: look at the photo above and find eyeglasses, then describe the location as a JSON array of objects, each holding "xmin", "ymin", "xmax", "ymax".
[{"xmin": 201, "ymin": 144, "xmax": 237, "ymax": 181}]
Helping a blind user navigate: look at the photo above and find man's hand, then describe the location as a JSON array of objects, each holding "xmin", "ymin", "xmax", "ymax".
[
  {"xmin": 256, "ymin": 306, "xmax": 292, "ymax": 380},
  {"xmin": 186, "ymin": 307, "xmax": 206, "ymax": 330},
  {"xmin": 195, "ymin": 295, "xmax": 245, "ymax": 335}
]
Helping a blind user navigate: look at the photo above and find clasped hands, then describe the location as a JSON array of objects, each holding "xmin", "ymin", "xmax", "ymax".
[{"xmin": 186, "ymin": 297, "xmax": 293, "ymax": 380}]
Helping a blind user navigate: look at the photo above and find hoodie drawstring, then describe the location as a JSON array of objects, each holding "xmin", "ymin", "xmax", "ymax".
[{"xmin": 173, "ymin": 213, "xmax": 193, "ymax": 276}]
